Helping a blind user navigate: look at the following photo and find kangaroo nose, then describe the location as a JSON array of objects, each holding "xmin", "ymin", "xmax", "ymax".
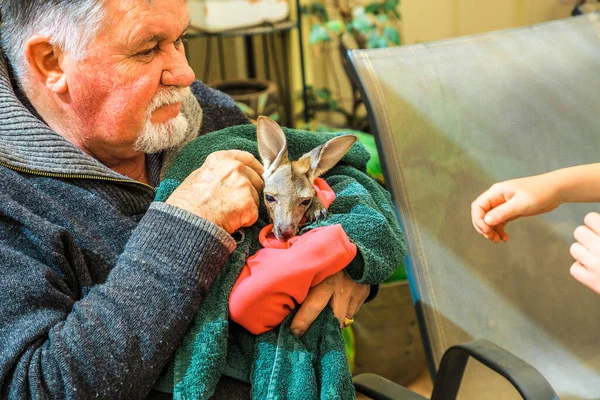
[{"xmin": 275, "ymin": 224, "xmax": 296, "ymax": 241}]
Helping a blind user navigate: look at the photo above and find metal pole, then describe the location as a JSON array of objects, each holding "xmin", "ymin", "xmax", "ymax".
[{"xmin": 295, "ymin": 0, "xmax": 310, "ymax": 123}]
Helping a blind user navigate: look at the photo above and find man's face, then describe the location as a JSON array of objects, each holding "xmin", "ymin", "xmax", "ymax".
[{"xmin": 60, "ymin": 0, "xmax": 195, "ymax": 160}]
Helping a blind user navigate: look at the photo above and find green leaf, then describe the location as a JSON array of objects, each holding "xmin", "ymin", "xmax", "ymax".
[
  {"xmin": 268, "ymin": 111, "xmax": 280, "ymax": 121},
  {"xmin": 329, "ymin": 99, "xmax": 339, "ymax": 111},
  {"xmin": 384, "ymin": 0, "xmax": 399, "ymax": 9},
  {"xmin": 315, "ymin": 87, "xmax": 332, "ymax": 101},
  {"xmin": 366, "ymin": 32, "xmax": 388, "ymax": 48},
  {"xmin": 364, "ymin": 3, "xmax": 383, "ymax": 14},
  {"xmin": 352, "ymin": 14, "xmax": 372, "ymax": 33},
  {"xmin": 383, "ymin": 26, "xmax": 400, "ymax": 45},
  {"xmin": 383, "ymin": 0, "xmax": 401, "ymax": 18},
  {"xmin": 376, "ymin": 14, "xmax": 389, "ymax": 23},
  {"xmin": 235, "ymin": 101, "xmax": 255, "ymax": 116},
  {"xmin": 257, "ymin": 93, "xmax": 268, "ymax": 114},
  {"xmin": 352, "ymin": 5, "xmax": 365, "ymax": 17},
  {"xmin": 310, "ymin": 3, "xmax": 329, "ymax": 22},
  {"xmin": 309, "ymin": 23, "xmax": 331, "ymax": 45},
  {"xmin": 326, "ymin": 19, "xmax": 344, "ymax": 33},
  {"xmin": 300, "ymin": 5, "xmax": 310, "ymax": 15}
]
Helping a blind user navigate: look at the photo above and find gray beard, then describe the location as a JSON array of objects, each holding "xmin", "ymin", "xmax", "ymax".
[
  {"xmin": 132, "ymin": 86, "xmax": 192, "ymax": 154},
  {"xmin": 133, "ymin": 112, "xmax": 190, "ymax": 154}
]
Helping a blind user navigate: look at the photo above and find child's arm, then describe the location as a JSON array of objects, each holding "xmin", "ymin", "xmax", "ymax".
[{"xmin": 471, "ymin": 163, "xmax": 600, "ymax": 242}]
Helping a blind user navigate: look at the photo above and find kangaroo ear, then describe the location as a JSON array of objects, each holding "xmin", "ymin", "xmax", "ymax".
[
  {"xmin": 257, "ymin": 116, "xmax": 289, "ymax": 176},
  {"xmin": 301, "ymin": 134, "xmax": 358, "ymax": 178}
]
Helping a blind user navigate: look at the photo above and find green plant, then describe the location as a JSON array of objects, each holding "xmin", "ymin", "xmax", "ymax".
[
  {"xmin": 303, "ymin": 0, "xmax": 401, "ymax": 51},
  {"xmin": 300, "ymin": 0, "xmax": 402, "ymax": 130}
]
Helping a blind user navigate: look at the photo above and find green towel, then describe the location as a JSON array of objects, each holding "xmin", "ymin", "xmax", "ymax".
[{"xmin": 154, "ymin": 124, "xmax": 406, "ymax": 399}]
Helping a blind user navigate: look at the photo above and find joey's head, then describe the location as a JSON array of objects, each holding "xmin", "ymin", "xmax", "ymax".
[{"xmin": 256, "ymin": 116, "xmax": 357, "ymax": 241}]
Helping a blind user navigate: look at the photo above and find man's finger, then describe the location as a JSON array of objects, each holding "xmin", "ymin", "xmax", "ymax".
[
  {"xmin": 242, "ymin": 165, "xmax": 264, "ymax": 194},
  {"xmin": 329, "ymin": 282, "xmax": 351, "ymax": 328},
  {"xmin": 290, "ymin": 279, "xmax": 335, "ymax": 336},
  {"xmin": 346, "ymin": 285, "xmax": 370, "ymax": 318},
  {"xmin": 230, "ymin": 150, "xmax": 264, "ymax": 175},
  {"xmin": 245, "ymin": 183, "xmax": 260, "ymax": 215}
]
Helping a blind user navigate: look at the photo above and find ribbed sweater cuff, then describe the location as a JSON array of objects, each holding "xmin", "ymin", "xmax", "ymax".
[{"xmin": 126, "ymin": 202, "xmax": 236, "ymax": 281}]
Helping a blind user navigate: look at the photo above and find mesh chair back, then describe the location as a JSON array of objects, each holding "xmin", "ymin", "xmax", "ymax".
[{"xmin": 348, "ymin": 13, "xmax": 600, "ymax": 400}]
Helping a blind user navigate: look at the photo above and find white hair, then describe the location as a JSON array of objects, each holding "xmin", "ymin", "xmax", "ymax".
[
  {"xmin": 133, "ymin": 86, "xmax": 192, "ymax": 154},
  {"xmin": 1, "ymin": 0, "xmax": 106, "ymax": 82}
]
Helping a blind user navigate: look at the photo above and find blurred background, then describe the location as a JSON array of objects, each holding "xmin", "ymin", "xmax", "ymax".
[{"xmin": 185, "ymin": 0, "xmax": 590, "ymax": 131}]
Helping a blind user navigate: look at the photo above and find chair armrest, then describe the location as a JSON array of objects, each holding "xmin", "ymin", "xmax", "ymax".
[
  {"xmin": 431, "ymin": 339, "xmax": 559, "ymax": 400},
  {"xmin": 354, "ymin": 373, "xmax": 428, "ymax": 400}
]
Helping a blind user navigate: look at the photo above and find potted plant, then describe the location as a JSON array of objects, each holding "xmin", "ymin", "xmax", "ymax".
[{"xmin": 300, "ymin": 0, "xmax": 402, "ymax": 132}]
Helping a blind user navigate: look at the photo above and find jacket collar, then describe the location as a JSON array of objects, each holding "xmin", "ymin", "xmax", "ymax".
[{"xmin": 0, "ymin": 51, "xmax": 202, "ymax": 181}]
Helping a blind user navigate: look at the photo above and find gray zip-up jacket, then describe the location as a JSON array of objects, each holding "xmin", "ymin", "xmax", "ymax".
[{"xmin": 0, "ymin": 51, "xmax": 251, "ymax": 399}]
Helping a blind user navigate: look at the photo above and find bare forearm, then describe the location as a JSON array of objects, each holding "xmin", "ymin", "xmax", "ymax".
[{"xmin": 551, "ymin": 163, "xmax": 600, "ymax": 204}]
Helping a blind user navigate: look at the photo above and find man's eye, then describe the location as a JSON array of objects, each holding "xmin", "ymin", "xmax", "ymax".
[
  {"xmin": 265, "ymin": 194, "xmax": 276, "ymax": 203},
  {"xmin": 300, "ymin": 199, "xmax": 312, "ymax": 207},
  {"xmin": 136, "ymin": 46, "xmax": 157, "ymax": 57},
  {"xmin": 175, "ymin": 35, "xmax": 187, "ymax": 47}
]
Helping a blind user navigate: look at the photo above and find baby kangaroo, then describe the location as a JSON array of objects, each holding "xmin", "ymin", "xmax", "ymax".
[{"xmin": 256, "ymin": 116, "xmax": 357, "ymax": 241}]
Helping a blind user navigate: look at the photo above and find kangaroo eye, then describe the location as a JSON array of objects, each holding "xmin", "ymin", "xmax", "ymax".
[
  {"xmin": 300, "ymin": 199, "xmax": 312, "ymax": 207},
  {"xmin": 265, "ymin": 194, "xmax": 276, "ymax": 203}
]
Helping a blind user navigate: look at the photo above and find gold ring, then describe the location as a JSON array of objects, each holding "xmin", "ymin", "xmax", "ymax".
[{"xmin": 343, "ymin": 317, "xmax": 355, "ymax": 328}]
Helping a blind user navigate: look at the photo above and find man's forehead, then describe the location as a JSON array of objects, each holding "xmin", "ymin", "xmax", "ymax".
[
  {"xmin": 103, "ymin": 0, "xmax": 189, "ymax": 44},
  {"xmin": 135, "ymin": 21, "xmax": 190, "ymax": 44},
  {"xmin": 108, "ymin": 0, "xmax": 186, "ymax": 13}
]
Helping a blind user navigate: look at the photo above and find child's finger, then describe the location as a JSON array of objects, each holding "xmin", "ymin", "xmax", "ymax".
[
  {"xmin": 570, "ymin": 261, "xmax": 600, "ymax": 295},
  {"xmin": 584, "ymin": 212, "xmax": 600, "ymax": 236},
  {"xmin": 570, "ymin": 242, "xmax": 599, "ymax": 268}
]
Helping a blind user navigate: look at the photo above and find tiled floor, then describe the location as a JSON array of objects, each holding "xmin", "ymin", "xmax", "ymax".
[{"xmin": 356, "ymin": 367, "xmax": 433, "ymax": 399}]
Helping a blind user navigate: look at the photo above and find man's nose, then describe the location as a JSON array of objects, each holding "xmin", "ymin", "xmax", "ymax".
[{"xmin": 161, "ymin": 49, "xmax": 196, "ymax": 87}]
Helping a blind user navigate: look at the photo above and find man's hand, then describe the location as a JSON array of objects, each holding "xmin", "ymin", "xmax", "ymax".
[
  {"xmin": 166, "ymin": 150, "xmax": 264, "ymax": 233},
  {"xmin": 570, "ymin": 212, "xmax": 600, "ymax": 295},
  {"xmin": 471, "ymin": 174, "xmax": 561, "ymax": 243},
  {"xmin": 290, "ymin": 270, "xmax": 369, "ymax": 336}
]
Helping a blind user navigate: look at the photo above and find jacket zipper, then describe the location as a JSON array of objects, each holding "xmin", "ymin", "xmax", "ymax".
[{"xmin": 0, "ymin": 160, "xmax": 156, "ymax": 192}]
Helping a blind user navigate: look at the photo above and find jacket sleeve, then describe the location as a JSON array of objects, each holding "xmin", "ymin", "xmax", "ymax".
[{"xmin": 0, "ymin": 201, "xmax": 235, "ymax": 399}]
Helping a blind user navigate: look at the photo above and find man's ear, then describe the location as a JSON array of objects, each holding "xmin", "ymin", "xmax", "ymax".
[{"xmin": 24, "ymin": 35, "xmax": 68, "ymax": 94}]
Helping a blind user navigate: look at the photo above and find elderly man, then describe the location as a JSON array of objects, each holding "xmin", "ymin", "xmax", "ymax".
[{"xmin": 0, "ymin": 0, "xmax": 376, "ymax": 398}]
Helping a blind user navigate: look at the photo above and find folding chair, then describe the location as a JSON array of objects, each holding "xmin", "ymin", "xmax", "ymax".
[{"xmin": 347, "ymin": 12, "xmax": 600, "ymax": 400}]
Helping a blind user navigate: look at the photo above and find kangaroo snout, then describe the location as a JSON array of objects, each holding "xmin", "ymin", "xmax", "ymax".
[{"xmin": 274, "ymin": 223, "xmax": 297, "ymax": 241}]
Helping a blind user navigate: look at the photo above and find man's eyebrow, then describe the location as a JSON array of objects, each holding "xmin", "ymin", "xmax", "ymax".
[{"xmin": 134, "ymin": 22, "xmax": 191, "ymax": 47}]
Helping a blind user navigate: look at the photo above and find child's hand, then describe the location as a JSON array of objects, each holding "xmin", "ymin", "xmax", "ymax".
[
  {"xmin": 471, "ymin": 174, "xmax": 561, "ymax": 243},
  {"xmin": 570, "ymin": 212, "xmax": 600, "ymax": 295}
]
